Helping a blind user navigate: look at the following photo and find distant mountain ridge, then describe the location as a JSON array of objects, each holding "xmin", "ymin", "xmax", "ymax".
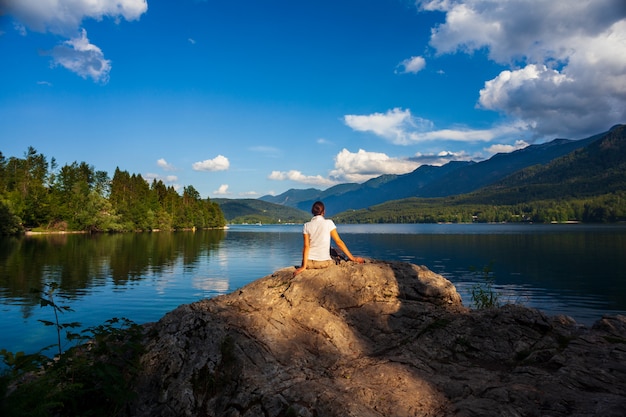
[
  {"xmin": 458, "ymin": 124, "xmax": 626, "ymax": 204},
  {"xmin": 213, "ymin": 198, "xmax": 309, "ymax": 223},
  {"xmin": 260, "ymin": 126, "xmax": 619, "ymax": 215}
]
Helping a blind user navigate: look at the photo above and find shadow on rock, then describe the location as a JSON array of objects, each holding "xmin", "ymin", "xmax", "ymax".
[{"xmin": 128, "ymin": 260, "xmax": 626, "ymax": 417}]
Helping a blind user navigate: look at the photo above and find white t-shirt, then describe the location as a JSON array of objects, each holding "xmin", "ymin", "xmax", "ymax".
[{"xmin": 303, "ymin": 215, "xmax": 336, "ymax": 261}]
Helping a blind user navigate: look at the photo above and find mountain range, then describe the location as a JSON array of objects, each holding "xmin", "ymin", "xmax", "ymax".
[
  {"xmin": 213, "ymin": 198, "xmax": 309, "ymax": 223},
  {"xmin": 215, "ymin": 125, "xmax": 625, "ymax": 222},
  {"xmin": 257, "ymin": 125, "xmax": 625, "ymax": 216}
]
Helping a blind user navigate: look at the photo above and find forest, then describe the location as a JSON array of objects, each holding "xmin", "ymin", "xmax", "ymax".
[
  {"xmin": 332, "ymin": 193, "xmax": 626, "ymax": 224},
  {"xmin": 0, "ymin": 147, "xmax": 226, "ymax": 235},
  {"xmin": 3, "ymin": 144, "xmax": 625, "ymax": 235}
]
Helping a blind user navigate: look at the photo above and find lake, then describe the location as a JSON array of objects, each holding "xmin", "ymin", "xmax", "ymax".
[{"xmin": 1, "ymin": 223, "xmax": 626, "ymax": 357}]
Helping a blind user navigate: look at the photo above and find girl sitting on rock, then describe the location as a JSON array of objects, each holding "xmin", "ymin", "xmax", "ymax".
[{"xmin": 294, "ymin": 201, "xmax": 364, "ymax": 276}]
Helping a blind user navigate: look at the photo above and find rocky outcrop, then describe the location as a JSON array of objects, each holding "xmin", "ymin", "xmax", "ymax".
[{"xmin": 129, "ymin": 260, "xmax": 626, "ymax": 417}]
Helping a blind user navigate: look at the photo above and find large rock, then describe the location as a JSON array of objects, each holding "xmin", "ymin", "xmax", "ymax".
[{"xmin": 129, "ymin": 260, "xmax": 626, "ymax": 417}]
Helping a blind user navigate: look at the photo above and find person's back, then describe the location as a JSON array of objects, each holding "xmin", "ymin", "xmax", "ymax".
[
  {"xmin": 294, "ymin": 201, "xmax": 364, "ymax": 276},
  {"xmin": 303, "ymin": 214, "xmax": 334, "ymax": 261}
]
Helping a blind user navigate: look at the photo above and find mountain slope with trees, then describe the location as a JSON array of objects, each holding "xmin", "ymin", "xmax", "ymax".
[
  {"xmin": 460, "ymin": 124, "xmax": 626, "ymax": 204},
  {"xmin": 213, "ymin": 198, "xmax": 309, "ymax": 224},
  {"xmin": 334, "ymin": 125, "xmax": 626, "ymax": 224},
  {"xmin": 261, "ymin": 127, "xmax": 615, "ymax": 216}
]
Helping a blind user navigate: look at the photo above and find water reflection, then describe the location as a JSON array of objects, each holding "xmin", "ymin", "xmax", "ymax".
[
  {"xmin": 363, "ymin": 233, "xmax": 624, "ymax": 302},
  {"xmin": 0, "ymin": 230, "xmax": 226, "ymax": 305},
  {"xmin": 1, "ymin": 224, "xmax": 626, "ymax": 356}
]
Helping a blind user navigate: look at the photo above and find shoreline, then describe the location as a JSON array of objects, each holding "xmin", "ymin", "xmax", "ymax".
[{"xmin": 24, "ymin": 226, "xmax": 229, "ymax": 236}]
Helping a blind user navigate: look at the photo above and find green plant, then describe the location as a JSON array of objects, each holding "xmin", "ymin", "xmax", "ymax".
[
  {"xmin": 1, "ymin": 317, "xmax": 144, "ymax": 417},
  {"xmin": 32, "ymin": 282, "xmax": 83, "ymax": 356},
  {"xmin": 469, "ymin": 262, "xmax": 500, "ymax": 309},
  {"xmin": 2, "ymin": 284, "xmax": 144, "ymax": 416}
]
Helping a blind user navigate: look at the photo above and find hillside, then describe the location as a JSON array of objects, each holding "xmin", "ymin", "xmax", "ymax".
[
  {"xmin": 298, "ymin": 162, "xmax": 473, "ymax": 215},
  {"xmin": 214, "ymin": 198, "xmax": 309, "ymax": 224},
  {"xmin": 458, "ymin": 124, "xmax": 626, "ymax": 204},
  {"xmin": 333, "ymin": 125, "xmax": 626, "ymax": 223},
  {"xmin": 260, "ymin": 163, "xmax": 472, "ymax": 215},
  {"xmin": 258, "ymin": 188, "xmax": 323, "ymax": 206},
  {"xmin": 262, "ymin": 127, "xmax": 612, "ymax": 215}
]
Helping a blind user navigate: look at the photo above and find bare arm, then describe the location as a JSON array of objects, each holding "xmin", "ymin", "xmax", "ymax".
[
  {"xmin": 331, "ymin": 229, "xmax": 364, "ymax": 263},
  {"xmin": 293, "ymin": 234, "xmax": 310, "ymax": 276}
]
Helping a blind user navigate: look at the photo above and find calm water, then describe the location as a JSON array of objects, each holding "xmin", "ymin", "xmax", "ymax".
[{"xmin": 1, "ymin": 223, "xmax": 626, "ymax": 356}]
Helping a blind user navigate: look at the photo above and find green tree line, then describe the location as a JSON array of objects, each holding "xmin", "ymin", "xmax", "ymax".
[
  {"xmin": 0, "ymin": 147, "xmax": 226, "ymax": 234},
  {"xmin": 333, "ymin": 193, "xmax": 626, "ymax": 224}
]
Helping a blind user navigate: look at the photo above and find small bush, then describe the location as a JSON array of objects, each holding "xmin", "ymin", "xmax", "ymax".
[
  {"xmin": 469, "ymin": 262, "xmax": 500, "ymax": 309},
  {"xmin": 1, "ymin": 318, "xmax": 144, "ymax": 417}
]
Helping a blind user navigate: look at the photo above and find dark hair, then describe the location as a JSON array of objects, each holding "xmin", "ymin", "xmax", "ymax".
[{"xmin": 311, "ymin": 201, "xmax": 325, "ymax": 216}]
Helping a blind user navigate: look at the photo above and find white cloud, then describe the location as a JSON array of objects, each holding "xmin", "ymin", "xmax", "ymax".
[
  {"xmin": 268, "ymin": 170, "xmax": 337, "ymax": 187},
  {"xmin": 192, "ymin": 155, "xmax": 230, "ymax": 172},
  {"xmin": 410, "ymin": 150, "xmax": 475, "ymax": 166},
  {"xmin": 269, "ymin": 149, "xmax": 426, "ymax": 186},
  {"xmin": 409, "ymin": 123, "xmax": 528, "ymax": 142},
  {"xmin": 214, "ymin": 184, "xmax": 230, "ymax": 195},
  {"xmin": 239, "ymin": 191, "xmax": 260, "ymax": 197},
  {"xmin": 143, "ymin": 173, "xmax": 179, "ymax": 185},
  {"xmin": 345, "ymin": 107, "xmax": 527, "ymax": 144},
  {"xmin": 157, "ymin": 158, "xmax": 176, "ymax": 171},
  {"xmin": 397, "ymin": 55, "xmax": 426, "ymax": 74},
  {"xmin": 49, "ymin": 29, "xmax": 110, "ymax": 83},
  {"xmin": 2, "ymin": 0, "xmax": 147, "ymax": 35},
  {"xmin": 484, "ymin": 140, "xmax": 529, "ymax": 155},
  {"xmin": 417, "ymin": 0, "xmax": 626, "ymax": 138},
  {"xmin": 344, "ymin": 108, "xmax": 434, "ymax": 145},
  {"xmin": 329, "ymin": 149, "xmax": 420, "ymax": 182},
  {"xmin": 3, "ymin": 0, "xmax": 147, "ymax": 82},
  {"xmin": 50, "ymin": 32, "xmax": 109, "ymax": 81}
]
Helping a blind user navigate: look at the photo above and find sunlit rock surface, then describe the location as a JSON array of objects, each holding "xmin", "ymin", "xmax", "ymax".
[{"xmin": 128, "ymin": 260, "xmax": 626, "ymax": 417}]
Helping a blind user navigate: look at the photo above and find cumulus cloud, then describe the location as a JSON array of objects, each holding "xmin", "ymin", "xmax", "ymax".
[
  {"xmin": 417, "ymin": 0, "xmax": 626, "ymax": 138},
  {"xmin": 2, "ymin": 0, "xmax": 147, "ymax": 81},
  {"xmin": 157, "ymin": 158, "xmax": 176, "ymax": 171},
  {"xmin": 1, "ymin": 0, "xmax": 147, "ymax": 35},
  {"xmin": 269, "ymin": 149, "xmax": 426, "ymax": 186},
  {"xmin": 268, "ymin": 170, "xmax": 337, "ymax": 187},
  {"xmin": 484, "ymin": 140, "xmax": 529, "ymax": 155},
  {"xmin": 397, "ymin": 56, "xmax": 426, "ymax": 74},
  {"xmin": 329, "ymin": 149, "xmax": 421, "ymax": 183},
  {"xmin": 345, "ymin": 107, "xmax": 527, "ymax": 144},
  {"xmin": 214, "ymin": 184, "xmax": 230, "ymax": 195},
  {"xmin": 49, "ymin": 29, "xmax": 111, "ymax": 83},
  {"xmin": 192, "ymin": 155, "xmax": 230, "ymax": 172}
]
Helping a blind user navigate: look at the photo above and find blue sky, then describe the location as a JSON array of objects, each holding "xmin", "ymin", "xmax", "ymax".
[{"xmin": 1, "ymin": 1, "xmax": 625, "ymax": 199}]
